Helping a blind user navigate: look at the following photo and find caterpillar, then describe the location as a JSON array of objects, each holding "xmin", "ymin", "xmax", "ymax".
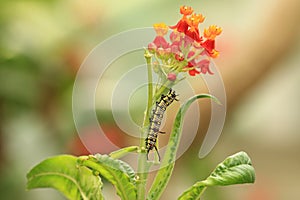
[{"xmin": 145, "ymin": 89, "xmax": 178, "ymax": 161}]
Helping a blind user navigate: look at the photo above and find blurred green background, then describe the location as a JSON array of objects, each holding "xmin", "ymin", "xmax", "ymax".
[{"xmin": 0, "ymin": 0, "xmax": 299, "ymax": 199}]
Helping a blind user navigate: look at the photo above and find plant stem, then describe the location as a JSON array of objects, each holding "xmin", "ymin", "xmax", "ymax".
[
  {"xmin": 143, "ymin": 51, "xmax": 153, "ymax": 127},
  {"xmin": 153, "ymin": 80, "xmax": 173, "ymax": 101},
  {"xmin": 136, "ymin": 50, "xmax": 153, "ymax": 200},
  {"xmin": 109, "ymin": 146, "xmax": 139, "ymax": 159}
]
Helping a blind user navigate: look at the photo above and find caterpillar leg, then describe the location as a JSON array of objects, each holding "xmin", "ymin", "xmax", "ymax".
[
  {"xmin": 153, "ymin": 145, "xmax": 161, "ymax": 161},
  {"xmin": 146, "ymin": 149, "xmax": 150, "ymax": 160},
  {"xmin": 146, "ymin": 145, "xmax": 161, "ymax": 161}
]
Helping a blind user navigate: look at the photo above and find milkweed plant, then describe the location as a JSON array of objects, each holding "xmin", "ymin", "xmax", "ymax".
[{"xmin": 26, "ymin": 5, "xmax": 255, "ymax": 200}]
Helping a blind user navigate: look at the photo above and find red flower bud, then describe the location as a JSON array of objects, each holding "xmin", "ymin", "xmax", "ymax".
[{"xmin": 167, "ymin": 73, "xmax": 177, "ymax": 81}]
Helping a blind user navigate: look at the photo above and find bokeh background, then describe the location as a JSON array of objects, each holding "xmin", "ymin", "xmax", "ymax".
[{"xmin": 0, "ymin": 0, "xmax": 299, "ymax": 199}]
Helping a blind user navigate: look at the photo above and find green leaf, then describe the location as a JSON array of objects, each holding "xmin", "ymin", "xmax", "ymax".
[
  {"xmin": 80, "ymin": 154, "xmax": 137, "ymax": 200},
  {"xmin": 204, "ymin": 151, "xmax": 255, "ymax": 186},
  {"xmin": 147, "ymin": 94, "xmax": 220, "ymax": 200},
  {"xmin": 178, "ymin": 151, "xmax": 255, "ymax": 200},
  {"xmin": 177, "ymin": 183, "xmax": 207, "ymax": 200},
  {"xmin": 26, "ymin": 155, "xmax": 103, "ymax": 200}
]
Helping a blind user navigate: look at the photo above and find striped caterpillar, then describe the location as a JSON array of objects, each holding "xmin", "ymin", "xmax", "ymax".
[{"xmin": 145, "ymin": 89, "xmax": 178, "ymax": 160}]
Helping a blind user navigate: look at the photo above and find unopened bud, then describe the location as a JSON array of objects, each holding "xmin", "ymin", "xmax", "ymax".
[{"xmin": 167, "ymin": 73, "xmax": 177, "ymax": 81}]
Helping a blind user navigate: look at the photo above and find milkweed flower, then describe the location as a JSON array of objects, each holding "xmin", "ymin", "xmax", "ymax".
[
  {"xmin": 186, "ymin": 61, "xmax": 199, "ymax": 76},
  {"xmin": 201, "ymin": 25, "xmax": 222, "ymax": 58},
  {"xmin": 152, "ymin": 23, "xmax": 169, "ymax": 49},
  {"xmin": 186, "ymin": 13, "xmax": 205, "ymax": 42},
  {"xmin": 195, "ymin": 59, "xmax": 213, "ymax": 74},
  {"xmin": 148, "ymin": 5, "xmax": 221, "ymax": 77},
  {"xmin": 169, "ymin": 5, "xmax": 193, "ymax": 33}
]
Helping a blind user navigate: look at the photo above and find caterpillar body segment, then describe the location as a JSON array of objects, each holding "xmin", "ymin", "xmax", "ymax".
[{"xmin": 145, "ymin": 89, "xmax": 178, "ymax": 161}]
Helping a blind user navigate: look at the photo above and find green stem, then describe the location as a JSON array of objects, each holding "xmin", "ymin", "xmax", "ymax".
[
  {"xmin": 137, "ymin": 50, "xmax": 154, "ymax": 200},
  {"xmin": 153, "ymin": 80, "xmax": 173, "ymax": 101},
  {"xmin": 144, "ymin": 52, "xmax": 153, "ymax": 127},
  {"xmin": 109, "ymin": 146, "xmax": 139, "ymax": 159}
]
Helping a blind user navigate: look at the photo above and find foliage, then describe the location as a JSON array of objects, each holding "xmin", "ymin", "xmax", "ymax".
[
  {"xmin": 26, "ymin": 95, "xmax": 255, "ymax": 199},
  {"xmin": 26, "ymin": 5, "xmax": 255, "ymax": 200},
  {"xmin": 27, "ymin": 150, "xmax": 255, "ymax": 200}
]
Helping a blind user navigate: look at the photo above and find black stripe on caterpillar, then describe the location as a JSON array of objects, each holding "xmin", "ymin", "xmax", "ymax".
[{"xmin": 145, "ymin": 89, "xmax": 178, "ymax": 161}]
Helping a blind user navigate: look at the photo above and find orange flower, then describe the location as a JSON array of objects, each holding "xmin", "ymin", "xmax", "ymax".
[
  {"xmin": 170, "ymin": 5, "xmax": 194, "ymax": 33},
  {"xmin": 188, "ymin": 13, "xmax": 205, "ymax": 26},
  {"xmin": 153, "ymin": 23, "xmax": 169, "ymax": 36},
  {"xmin": 201, "ymin": 39, "xmax": 220, "ymax": 58},
  {"xmin": 209, "ymin": 50, "xmax": 220, "ymax": 58},
  {"xmin": 202, "ymin": 25, "xmax": 222, "ymax": 58},
  {"xmin": 186, "ymin": 13, "xmax": 205, "ymax": 42},
  {"xmin": 180, "ymin": 5, "xmax": 194, "ymax": 15},
  {"xmin": 203, "ymin": 25, "xmax": 222, "ymax": 40}
]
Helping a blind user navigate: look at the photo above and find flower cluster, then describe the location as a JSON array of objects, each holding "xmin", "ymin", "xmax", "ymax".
[{"xmin": 148, "ymin": 5, "xmax": 222, "ymax": 79}]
